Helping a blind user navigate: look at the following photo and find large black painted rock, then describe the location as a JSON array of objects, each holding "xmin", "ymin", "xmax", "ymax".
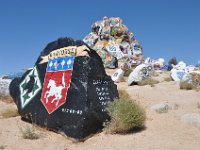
[{"xmin": 9, "ymin": 37, "xmax": 118, "ymax": 140}]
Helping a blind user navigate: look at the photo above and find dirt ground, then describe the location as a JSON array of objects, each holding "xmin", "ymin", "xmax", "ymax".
[{"xmin": 0, "ymin": 70, "xmax": 200, "ymax": 150}]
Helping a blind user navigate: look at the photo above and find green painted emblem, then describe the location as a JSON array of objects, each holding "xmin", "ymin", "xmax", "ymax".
[{"xmin": 19, "ymin": 66, "xmax": 42, "ymax": 108}]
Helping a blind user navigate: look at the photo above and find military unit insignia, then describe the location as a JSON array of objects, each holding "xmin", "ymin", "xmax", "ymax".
[
  {"xmin": 19, "ymin": 66, "xmax": 42, "ymax": 108},
  {"xmin": 41, "ymin": 56, "xmax": 75, "ymax": 114},
  {"xmin": 176, "ymin": 71, "xmax": 185, "ymax": 80}
]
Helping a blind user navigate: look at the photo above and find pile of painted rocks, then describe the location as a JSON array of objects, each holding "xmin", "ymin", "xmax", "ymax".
[{"xmin": 83, "ymin": 16, "xmax": 144, "ymax": 69}]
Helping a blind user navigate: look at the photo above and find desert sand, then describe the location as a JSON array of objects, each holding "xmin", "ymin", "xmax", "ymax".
[{"xmin": 0, "ymin": 70, "xmax": 200, "ymax": 150}]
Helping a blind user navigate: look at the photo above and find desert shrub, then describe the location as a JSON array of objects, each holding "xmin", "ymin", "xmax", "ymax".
[
  {"xmin": 104, "ymin": 90, "xmax": 146, "ymax": 133},
  {"xmin": 179, "ymin": 73, "xmax": 200, "ymax": 91},
  {"xmin": 20, "ymin": 126, "xmax": 40, "ymax": 140},
  {"xmin": 191, "ymin": 73, "xmax": 200, "ymax": 86},
  {"xmin": 152, "ymin": 71, "xmax": 159, "ymax": 77},
  {"xmin": 0, "ymin": 145, "xmax": 6, "ymax": 150},
  {"xmin": 197, "ymin": 102, "xmax": 200, "ymax": 109},
  {"xmin": 118, "ymin": 90, "xmax": 131, "ymax": 100},
  {"xmin": 138, "ymin": 78, "xmax": 159, "ymax": 87},
  {"xmin": 180, "ymin": 81, "xmax": 196, "ymax": 90},
  {"xmin": 164, "ymin": 77, "xmax": 172, "ymax": 82},
  {"xmin": 0, "ymin": 108, "xmax": 19, "ymax": 118},
  {"xmin": 124, "ymin": 69, "xmax": 133, "ymax": 77},
  {"xmin": 0, "ymin": 95, "xmax": 13, "ymax": 103}
]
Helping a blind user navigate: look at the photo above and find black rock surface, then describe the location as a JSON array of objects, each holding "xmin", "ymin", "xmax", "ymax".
[{"xmin": 9, "ymin": 37, "xmax": 118, "ymax": 140}]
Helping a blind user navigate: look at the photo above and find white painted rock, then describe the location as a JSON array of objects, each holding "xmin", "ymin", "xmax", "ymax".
[
  {"xmin": 171, "ymin": 61, "xmax": 187, "ymax": 81},
  {"xmin": 171, "ymin": 62, "xmax": 200, "ymax": 82},
  {"xmin": 144, "ymin": 57, "xmax": 153, "ymax": 64},
  {"xmin": 171, "ymin": 69, "xmax": 186, "ymax": 81},
  {"xmin": 111, "ymin": 68, "xmax": 125, "ymax": 83},
  {"xmin": 174, "ymin": 61, "xmax": 187, "ymax": 70},
  {"xmin": 154, "ymin": 58, "xmax": 165, "ymax": 68},
  {"xmin": 0, "ymin": 79, "xmax": 12, "ymax": 96},
  {"xmin": 128, "ymin": 63, "xmax": 153, "ymax": 85}
]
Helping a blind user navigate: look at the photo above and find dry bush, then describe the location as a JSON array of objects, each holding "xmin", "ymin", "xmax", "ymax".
[
  {"xmin": 104, "ymin": 90, "xmax": 146, "ymax": 134},
  {"xmin": 0, "ymin": 108, "xmax": 19, "ymax": 118},
  {"xmin": 197, "ymin": 102, "xmax": 200, "ymax": 109},
  {"xmin": 180, "ymin": 81, "xmax": 196, "ymax": 90},
  {"xmin": 164, "ymin": 77, "xmax": 172, "ymax": 82},
  {"xmin": 20, "ymin": 126, "xmax": 40, "ymax": 140},
  {"xmin": 19, "ymin": 113, "xmax": 45, "ymax": 140},
  {"xmin": 118, "ymin": 90, "xmax": 131, "ymax": 100},
  {"xmin": 179, "ymin": 73, "xmax": 200, "ymax": 91},
  {"xmin": 138, "ymin": 78, "xmax": 159, "ymax": 87},
  {"xmin": 124, "ymin": 69, "xmax": 133, "ymax": 77},
  {"xmin": 0, "ymin": 95, "xmax": 13, "ymax": 103},
  {"xmin": 152, "ymin": 71, "xmax": 159, "ymax": 77},
  {"xmin": 191, "ymin": 73, "xmax": 200, "ymax": 86},
  {"xmin": 0, "ymin": 145, "xmax": 6, "ymax": 150}
]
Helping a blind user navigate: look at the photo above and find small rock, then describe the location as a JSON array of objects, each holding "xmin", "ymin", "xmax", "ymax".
[
  {"xmin": 180, "ymin": 113, "xmax": 200, "ymax": 125},
  {"xmin": 151, "ymin": 103, "xmax": 178, "ymax": 113},
  {"xmin": 151, "ymin": 103, "xmax": 169, "ymax": 113}
]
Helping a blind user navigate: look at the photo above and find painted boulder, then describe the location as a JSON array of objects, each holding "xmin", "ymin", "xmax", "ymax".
[
  {"xmin": 0, "ymin": 78, "xmax": 12, "ymax": 96},
  {"xmin": 171, "ymin": 61, "xmax": 187, "ymax": 81},
  {"xmin": 9, "ymin": 37, "xmax": 118, "ymax": 140},
  {"xmin": 83, "ymin": 16, "xmax": 144, "ymax": 68},
  {"xmin": 128, "ymin": 63, "xmax": 154, "ymax": 85},
  {"xmin": 171, "ymin": 62, "xmax": 200, "ymax": 83},
  {"xmin": 111, "ymin": 68, "xmax": 125, "ymax": 83}
]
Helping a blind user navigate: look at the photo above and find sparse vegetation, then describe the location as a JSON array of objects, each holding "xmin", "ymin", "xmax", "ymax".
[
  {"xmin": 0, "ymin": 108, "xmax": 19, "ymax": 118},
  {"xmin": 164, "ymin": 77, "xmax": 172, "ymax": 82},
  {"xmin": 20, "ymin": 126, "xmax": 40, "ymax": 140},
  {"xmin": 138, "ymin": 78, "xmax": 159, "ymax": 87},
  {"xmin": 180, "ymin": 81, "xmax": 196, "ymax": 90},
  {"xmin": 104, "ymin": 90, "xmax": 146, "ymax": 134},
  {"xmin": 152, "ymin": 71, "xmax": 159, "ymax": 77},
  {"xmin": 0, "ymin": 95, "xmax": 13, "ymax": 103},
  {"xmin": 119, "ymin": 77, "xmax": 126, "ymax": 82},
  {"xmin": 0, "ymin": 145, "xmax": 6, "ymax": 150},
  {"xmin": 191, "ymin": 73, "xmax": 200, "ymax": 87},
  {"xmin": 197, "ymin": 102, "xmax": 200, "ymax": 109},
  {"xmin": 19, "ymin": 113, "xmax": 43, "ymax": 140},
  {"xmin": 118, "ymin": 90, "xmax": 131, "ymax": 100},
  {"xmin": 179, "ymin": 73, "xmax": 200, "ymax": 91},
  {"xmin": 124, "ymin": 69, "xmax": 133, "ymax": 77}
]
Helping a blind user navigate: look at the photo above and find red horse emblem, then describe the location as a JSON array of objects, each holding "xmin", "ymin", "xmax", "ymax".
[{"xmin": 41, "ymin": 56, "xmax": 74, "ymax": 114}]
